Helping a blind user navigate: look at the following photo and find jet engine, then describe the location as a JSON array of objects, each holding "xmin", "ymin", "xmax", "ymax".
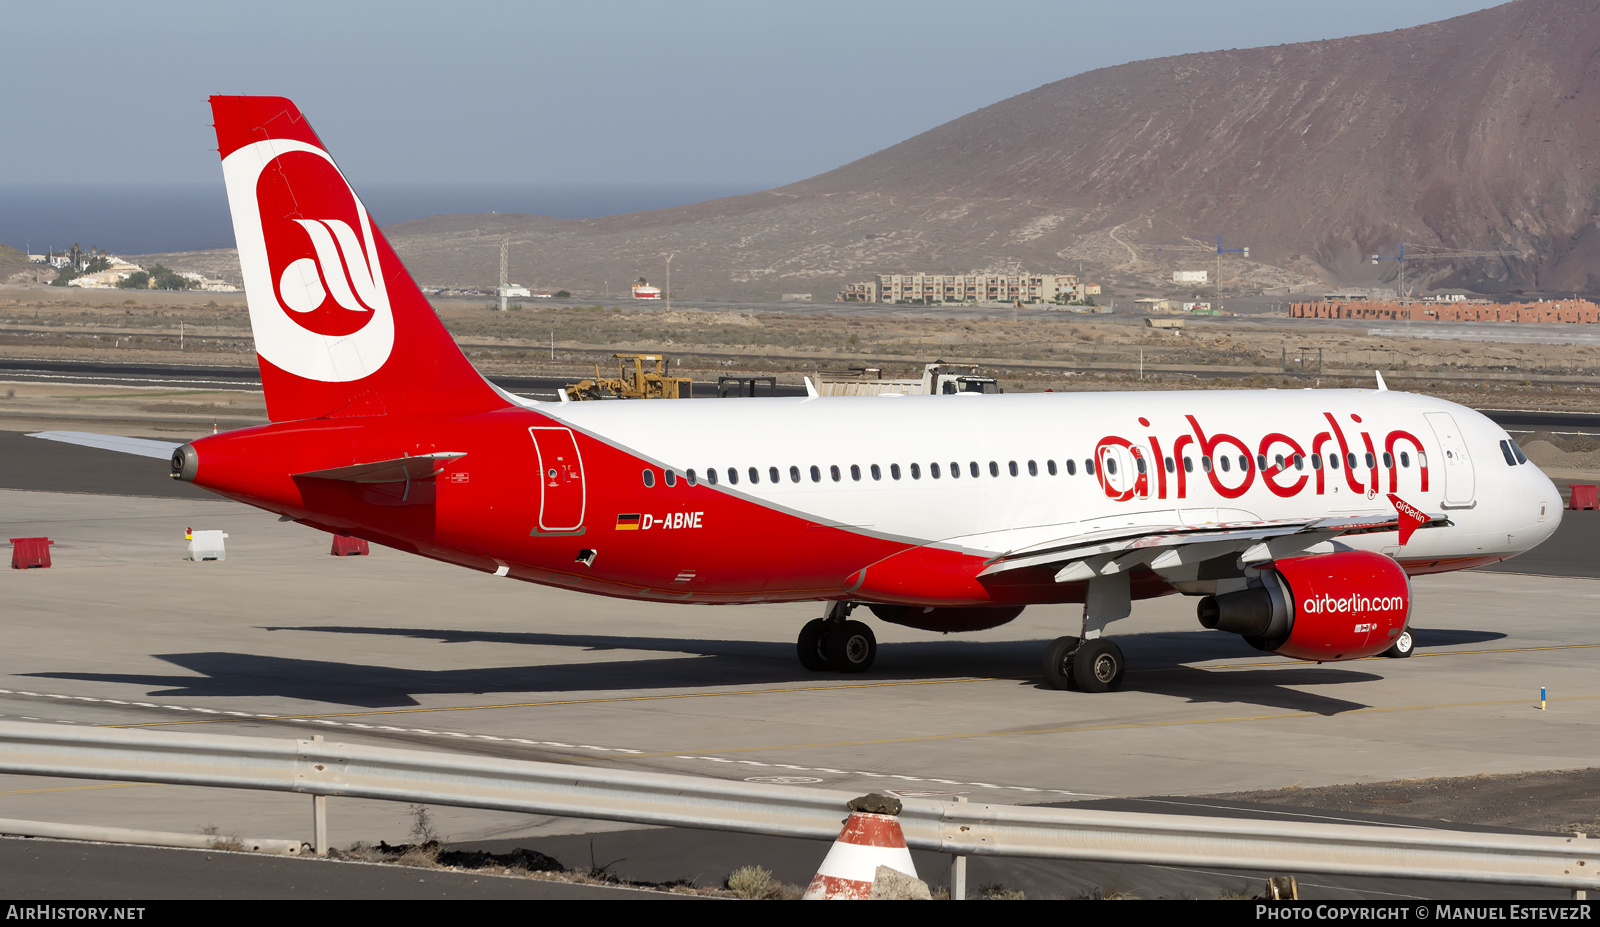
[
  {"xmin": 868, "ymin": 604, "xmax": 1025, "ymax": 633},
  {"xmin": 1196, "ymin": 550, "xmax": 1409, "ymax": 661}
]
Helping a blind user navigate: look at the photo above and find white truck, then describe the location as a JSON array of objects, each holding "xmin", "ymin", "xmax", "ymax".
[{"xmin": 813, "ymin": 362, "xmax": 1001, "ymax": 397}]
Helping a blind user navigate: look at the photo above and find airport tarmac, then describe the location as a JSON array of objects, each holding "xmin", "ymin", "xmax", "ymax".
[{"xmin": 2, "ymin": 433, "xmax": 1597, "ymax": 897}]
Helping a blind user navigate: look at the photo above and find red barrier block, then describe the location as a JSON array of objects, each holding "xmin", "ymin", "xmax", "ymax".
[
  {"xmin": 10, "ymin": 537, "xmax": 53, "ymax": 569},
  {"xmin": 331, "ymin": 536, "xmax": 370, "ymax": 557},
  {"xmin": 1569, "ymin": 484, "xmax": 1599, "ymax": 511}
]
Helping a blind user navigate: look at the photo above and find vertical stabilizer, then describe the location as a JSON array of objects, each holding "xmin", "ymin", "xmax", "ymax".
[{"xmin": 210, "ymin": 96, "xmax": 506, "ymax": 422}]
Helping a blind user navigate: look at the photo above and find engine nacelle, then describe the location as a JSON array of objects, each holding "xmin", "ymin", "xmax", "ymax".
[
  {"xmin": 1197, "ymin": 550, "xmax": 1410, "ymax": 661},
  {"xmin": 868, "ymin": 604, "xmax": 1025, "ymax": 633}
]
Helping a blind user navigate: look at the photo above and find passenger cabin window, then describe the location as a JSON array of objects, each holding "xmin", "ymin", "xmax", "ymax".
[
  {"xmin": 1047, "ymin": 460, "xmax": 1058, "ymax": 476},
  {"xmin": 664, "ymin": 470, "xmax": 677, "ymax": 487},
  {"xmin": 686, "ymin": 469, "xmax": 697, "ymax": 485},
  {"xmin": 727, "ymin": 468, "xmax": 739, "ymax": 485},
  {"xmin": 1311, "ymin": 454, "xmax": 1322, "ymax": 471},
  {"xmin": 706, "ymin": 469, "xmax": 718, "ymax": 485},
  {"xmin": 1365, "ymin": 453, "xmax": 1376, "ymax": 469},
  {"xmin": 1008, "ymin": 461, "xmax": 1019, "ymax": 477},
  {"xmin": 1219, "ymin": 456, "xmax": 1230, "ymax": 473},
  {"xmin": 1201, "ymin": 456, "xmax": 1212, "ymax": 472},
  {"xmin": 989, "ymin": 461, "xmax": 1000, "ymax": 477},
  {"xmin": 1400, "ymin": 451, "xmax": 1410, "ymax": 468},
  {"xmin": 871, "ymin": 464, "xmax": 882, "ymax": 481},
  {"xmin": 1085, "ymin": 459, "xmax": 1096, "ymax": 476},
  {"xmin": 1293, "ymin": 454, "xmax": 1304, "ymax": 470},
  {"xmin": 891, "ymin": 463, "xmax": 902, "ymax": 480},
  {"xmin": 969, "ymin": 461, "xmax": 980, "ymax": 478},
  {"xmin": 851, "ymin": 464, "xmax": 862, "ymax": 481},
  {"xmin": 1065, "ymin": 459, "xmax": 1077, "ymax": 476},
  {"xmin": 642, "ymin": 469, "xmax": 656, "ymax": 487},
  {"xmin": 949, "ymin": 462, "xmax": 960, "ymax": 478},
  {"xmin": 910, "ymin": 463, "xmax": 921, "ymax": 479},
  {"xmin": 931, "ymin": 462, "xmax": 941, "ymax": 478},
  {"xmin": 1165, "ymin": 457, "xmax": 1175, "ymax": 473},
  {"xmin": 1346, "ymin": 452, "xmax": 1359, "ymax": 469},
  {"xmin": 1027, "ymin": 460, "xmax": 1038, "ymax": 476},
  {"xmin": 1382, "ymin": 452, "xmax": 1393, "ymax": 468},
  {"xmin": 1183, "ymin": 457, "xmax": 1194, "ymax": 473},
  {"xmin": 790, "ymin": 466, "xmax": 801, "ymax": 483},
  {"xmin": 1134, "ymin": 457, "xmax": 1147, "ymax": 475},
  {"xmin": 1328, "ymin": 453, "xmax": 1340, "ymax": 470},
  {"xmin": 1105, "ymin": 458, "xmax": 1118, "ymax": 475},
  {"xmin": 769, "ymin": 467, "xmax": 780, "ymax": 483},
  {"xmin": 1238, "ymin": 455, "xmax": 1249, "ymax": 471},
  {"xmin": 748, "ymin": 467, "xmax": 760, "ymax": 484},
  {"xmin": 809, "ymin": 465, "xmax": 821, "ymax": 483},
  {"xmin": 830, "ymin": 465, "xmax": 841, "ymax": 482}
]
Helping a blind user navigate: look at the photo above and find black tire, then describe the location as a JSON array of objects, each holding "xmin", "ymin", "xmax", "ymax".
[
  {"xmin": 1042, "ymin": 636, "xmax": 1080, "ymax": 690},
  {"xmin": 797, "ymin": 618, "xmax": 830, "ymax": 671},
  {"xmin": 825, "ymin": 620, "xmax": 876, "ymax": 673},
  {"xmin": 1384, "ymin": 628, "xmax": 1415, "ymax": 659},
  {"xmin": 1071, "ymin": 638, "xmax": 1126, "ymax": 693}
]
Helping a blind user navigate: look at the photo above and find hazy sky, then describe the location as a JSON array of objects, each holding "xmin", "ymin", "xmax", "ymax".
[{"xmin": 1, "ymin": 0, "xmax": 1507, "ymax": 187}]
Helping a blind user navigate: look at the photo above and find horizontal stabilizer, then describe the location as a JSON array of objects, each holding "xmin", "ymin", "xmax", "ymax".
[
  {"xmin": 28, "ymin": 431, "xmax": 182, "ymax": 461},
  {"xmin": 295, "ymin": 452, "xmax": 466, "ymax": 484}
]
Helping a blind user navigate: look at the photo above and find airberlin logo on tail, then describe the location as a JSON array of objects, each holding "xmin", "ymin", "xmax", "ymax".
[
  {"xmin": 278, "ymin": 219, "xmax": 381, "ymax": 316},
  {"xmin": 221, "ymin": 139, "xmax": 394, "ymax": 383}
]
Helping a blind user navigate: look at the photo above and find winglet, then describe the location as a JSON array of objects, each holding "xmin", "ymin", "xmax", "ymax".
[
  {"xmin": 804, "ymin": 377, "xmax": 820, "ymax": 398},
  {"xmin": 1375, "ymin": 370, "xmax": 1388, "ymax": 391}
]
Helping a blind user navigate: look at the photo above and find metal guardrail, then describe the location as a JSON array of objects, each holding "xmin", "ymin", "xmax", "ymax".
[{"xmin": 0, "ymin": 721, "xmax": 1593, "ymax": 891}]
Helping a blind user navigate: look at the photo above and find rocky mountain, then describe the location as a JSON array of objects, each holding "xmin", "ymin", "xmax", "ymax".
[{"xmin": 179, "ymin": 0, "xmax": 1600, "ymax": 301}]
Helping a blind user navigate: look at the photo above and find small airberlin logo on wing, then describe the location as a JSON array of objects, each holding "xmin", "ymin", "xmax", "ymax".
[{"xmin": 221, "ymin": 139, "xmax": 395, "ymax": 383}]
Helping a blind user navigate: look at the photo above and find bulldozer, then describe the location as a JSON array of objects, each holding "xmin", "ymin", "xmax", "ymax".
[{"xmin": 563, "ymin": 353, "xmax": 694, "ymax": 401}]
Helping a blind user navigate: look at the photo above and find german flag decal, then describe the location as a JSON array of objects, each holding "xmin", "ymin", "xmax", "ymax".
[{"xmin": 615, "ymin": 513, "xmax": 641, "ymax": 530}]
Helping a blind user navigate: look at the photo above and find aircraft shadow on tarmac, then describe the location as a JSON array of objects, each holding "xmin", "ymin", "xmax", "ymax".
[{"xmin": 22, "ymin": 625, "xmax": 1503, "ymax": 713}]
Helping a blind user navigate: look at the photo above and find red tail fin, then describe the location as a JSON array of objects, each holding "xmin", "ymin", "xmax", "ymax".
[{"xmin": 210, "ymin": 96, "xmax": 507, "ymax": 422}]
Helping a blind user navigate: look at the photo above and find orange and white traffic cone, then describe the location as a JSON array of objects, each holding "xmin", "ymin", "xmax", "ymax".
[{"xmin": 802, "ymin": 807, "xmax": 918, "ymax": 900}]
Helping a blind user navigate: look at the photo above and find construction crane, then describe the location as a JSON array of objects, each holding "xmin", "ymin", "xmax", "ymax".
[
  {"xmin": 1147, "ymin": 236, "xmax": 1251, "ymax": 305},
  {"xmin": 1370, "ymin": 243, "xmax": 1527, "ymax": 300},
  {"xmin": 564, "ymin": 354, "xmax": 693, "ymax": 401}
]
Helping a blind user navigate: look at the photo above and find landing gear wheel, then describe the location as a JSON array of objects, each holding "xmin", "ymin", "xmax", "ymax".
[
  {"xmin": 1384, "ymin": 628, "xmax": 1415, "ymax": 659},
  {"xmin": 797, "ymin": 618, "xmax": 830, "ymax": 671},
  {"xmin": 1071, "ymin": 638, "xmax": 1126, "ymax": 693},
  {"xmin": 1042, "ymin": 636, "xmax": 1080, "ymax": 690},
  {"xmin": 825, "ymin": 620, "xmax": 876, "ymax": 673}
]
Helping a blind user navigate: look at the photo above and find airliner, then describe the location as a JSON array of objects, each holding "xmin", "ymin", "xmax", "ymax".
[{"xmin": 35, "ymin": 96, "xmax": 1564, "ymax": 692}]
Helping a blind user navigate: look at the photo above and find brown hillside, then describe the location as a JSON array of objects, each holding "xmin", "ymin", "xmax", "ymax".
[{"xmin": 222, "ymin": 0, "xmax": 1600, "ymax": 302}]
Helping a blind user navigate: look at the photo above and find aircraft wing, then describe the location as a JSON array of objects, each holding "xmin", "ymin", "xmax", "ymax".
[
  {"xmin": 29, "ymin": 431, "xmax": 182, "ymax": 461},
  {"xmin": 978, "ymin": 511, "xmax": 1450, "ymax": 582}
]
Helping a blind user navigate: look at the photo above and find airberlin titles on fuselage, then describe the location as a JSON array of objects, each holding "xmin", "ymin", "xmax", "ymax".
[{"xmin": 1093, "ymin": 412, "xmax": 1427, "ymax": 502}]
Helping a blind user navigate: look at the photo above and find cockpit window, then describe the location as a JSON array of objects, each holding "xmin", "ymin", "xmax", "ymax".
[
  {"xmin": 1509, "ymin": 438, "xmax": 1528, "ymax": 465},
  {"xmin": 1499, "ymin": 440, "xmax": 1517, "ymax": 466}
]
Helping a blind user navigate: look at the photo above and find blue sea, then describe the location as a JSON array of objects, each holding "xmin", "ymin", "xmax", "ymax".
[{"xmin": 0, "ymin": 182, "xmax": 773, "ymax": 256}]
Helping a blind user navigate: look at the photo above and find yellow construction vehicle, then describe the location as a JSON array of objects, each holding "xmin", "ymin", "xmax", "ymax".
[{"xmin": 564, "ymin": 353, "xmax": 693, "ymax": 401}]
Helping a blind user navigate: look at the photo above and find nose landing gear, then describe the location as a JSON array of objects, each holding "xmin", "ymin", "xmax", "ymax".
[{"xmin": 796, "ymin": 602, "xmax": 877, "ymax": 673}]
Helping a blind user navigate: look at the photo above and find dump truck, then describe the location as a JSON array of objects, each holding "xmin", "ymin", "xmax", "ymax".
[
  {"xmin": 564, "ymin": 354, "xmax": 693, "ymax": 401},
  {"xmin": 813, "ymin": 362, "xmax": 1000, "ymax": 397}
]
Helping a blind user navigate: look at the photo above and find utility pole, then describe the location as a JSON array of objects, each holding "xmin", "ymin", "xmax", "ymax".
[{"xmin": 498, "ymin": 239, "xmax": 509, "ymax": 311}]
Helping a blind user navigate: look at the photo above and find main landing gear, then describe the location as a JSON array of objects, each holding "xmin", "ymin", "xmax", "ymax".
[
  {"xmin": 797, "ymin": 601, "xmax": 877, "ymax": 673},
  {"xmin": 1043, "ymin": 573, "xmax": 1132, "ymax": 693}
]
